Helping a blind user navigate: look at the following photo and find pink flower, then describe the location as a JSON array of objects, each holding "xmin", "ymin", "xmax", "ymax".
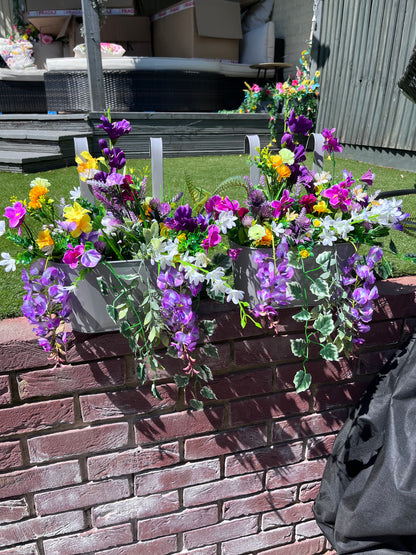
[
  {"xmin": 40, "ymin": 33, "xmax": 53, "ymax": 45},
  {"xmin": 251, "ymin": 84, "xmax": 262, "ymax": 93},
  {"xmin": 62, "ymin": 244, "xmax": 84, "ymax": 269},
  {"xmin": 322, "ymin": 184, "xmax": 351, "ymax": 211},
  {"xmin": 202, "ymin": 225, "xmax": 221, "ymax": 252},
  {"xmin": 4, "ymin": 201, "xmax": 26, "ymax": 232},
  {"xmin": 292, "ymin": 79, "xmax": 299, "ymax": 86}
]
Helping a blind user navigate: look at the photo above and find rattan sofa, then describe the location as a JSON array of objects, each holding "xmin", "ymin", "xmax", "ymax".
[
  {"xmin": 44, "ymin": 57, "xmax": 260, "ymax": 113},
  {"xmin": 0, "ymin": 68, "xmax": 47, "ymax": 113}
]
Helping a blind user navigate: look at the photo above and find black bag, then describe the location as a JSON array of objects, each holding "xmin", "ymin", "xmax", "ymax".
[{"xmin": 313, "ymin": 335, "xmax": 416, "ymax": 555}]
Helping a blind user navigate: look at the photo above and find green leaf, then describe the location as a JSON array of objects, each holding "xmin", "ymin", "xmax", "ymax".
[
  {"xmin": 106, "ymin": 304, "xmax": 117, "ymax": 321},
  {"xmin": 136, "ymin": 361, "xmax": 146, "ymax": 382},
  {"xmin": 174, "ymin": 374, "xmax": 190, "ymax": 388},
  {"xmin": 211, "ymin": 252, "xmax": 232, "ymax": 271},
  {"xmin": 292, "ymin": 308, "xmax": 311, "ymax": 322},
  {"xmin": 288, "ymin": 281, "xmax": 303, "ymax": 300},
  {"xmin": 201, "ymin": 344, "xmax": 219, "ymax": 359},
  {"xmin": 313, "ymin": 314, "xmax": 335, "ymax": 336},
  {"xmin": 389, "ymin": 239, "xmax": 398, "ymax": 254},
  {"xmin": 143, "ymin": 311, "xmax": 153, "ymax": 326},
  {"xmin": 200, "ymin": 386, "xmax": 217, "ymax": 400},
  {"xmin": 290, "ymin": 338, "xmax": 307, "ymax": 357},
  {"xmin": 375, "ymin": 259, "xmax": 393, "ymax": 279},
  {"xmin": 315, "ymin": 250, "xmax": 332, "ymax": 267},
  {"xmin": 195, "ymin": 364, "xmax": 213, "ymax": 382},
  {"xmin": 151, "ymin": 382, "xmax": 162, "ymax": 399},
  {"xmin": 166, "ymin": 346, "xmax": 178, "ymax": 359},
  {"xmin": 148, "ymin": 327, "xmax": 157, "ymax": 343},
  {"xmin": 118, "ymin": 305, "xmax": 129, "ymax": 320},
  {"xmin": 287, "ymin": 250, "xmax": 302, "ymax": 269},
  {"xmin": 293, "ymin": 369, "xmax": 312, "ymax": 392},
  {"xmin": 320, "ymin": 343, "xmax": 339, "ymax": 361},
  {"xmin": 199, "ymin": 319, "xmax": 216, "ymax": 337},
  {"xmin": 309, "ymin": 278, "xmax": 330, "ymax": 299},
  {"xmin": 97, "ymin": 276, "xmax": 109, "ymax": 295},
  {"xmin": 119, "ymin": 321, "xmax": 132, "ymax": 338},
  {"xmin": 189, "ymin": 398, "xmax": 204, "ymax": 411}
]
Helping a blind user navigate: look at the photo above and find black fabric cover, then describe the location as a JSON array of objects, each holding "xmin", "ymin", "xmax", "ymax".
[{"xmin": 313, "ymin": 335, "xmax": 416, "ymax": 555}]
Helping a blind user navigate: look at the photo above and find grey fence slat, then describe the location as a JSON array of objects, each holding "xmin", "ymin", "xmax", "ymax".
[{"xmin": 317, "ymin": 0, "xmax": 416, "ymax": 154}]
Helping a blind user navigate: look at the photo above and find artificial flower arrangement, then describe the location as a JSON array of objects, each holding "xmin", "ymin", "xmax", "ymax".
[
  {"xmin": 0, "ymin": 109, "xmax": 410, "ymax": 406},
  {"xmin": 0, "ymin": 23, "xmax": 54, "ymax": 70}
]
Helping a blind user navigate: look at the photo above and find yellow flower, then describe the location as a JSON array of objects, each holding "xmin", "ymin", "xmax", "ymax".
[
  {"xmin": 159, "ymin": 223, "xmax": 169, "ymax": 237},
  {"xmin": 36, "ymin": 229, "xmax": 54, "ymax": 252},
  {"xmin": 286, "ymin": 211, "xmax": 298, "ymax": 222},
  {"xmin": 313, "ymin": 219, "xmax": 322, "ymax": 227},
  {"xmin": 279, "ymin": 148, "xmax": 295, "ymax": 165},
  {"xmin": 177, "ymin": 233, "xmax": 187, "ymax": 243},
  {"xmin": 313, "ymin": 200, "xmax": 331, "ymax": 214},
  {"xmin": 28, "ymin": 184, "xmax": 49, "ymax": 209},
  {"xmin": 248, "ymin": 224, "xmax": 267, "ymax": 242},
  {"xmin": 75, "ymin": 151, "xmax": 100, "ymax": 181},
  {"xmin": 256, "ymin": 227, "xmax": 273, "ymax": 247},
  {"xmin": 299, "ymin": 249, "xmax": 310, "ymax": 259},
  {"xmin": 63, "ymin": 202, "xmax": 92, "ymax": 237}
]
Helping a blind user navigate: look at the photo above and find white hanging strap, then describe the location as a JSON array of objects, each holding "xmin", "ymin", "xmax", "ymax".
[
  {"xmin": 308, "ymin": 132, "xmax": 325, "ymax": 173},
  {"xmin": 73, "ymin": 136, "xmax": 96, "ymax": 204},
  {"xmin": 244, "ymin": 134, "xmax": 261, "ymax": 185},
  {"xmin": 150, "ymin": 137, "xmax": 164, "ymax": 199}
]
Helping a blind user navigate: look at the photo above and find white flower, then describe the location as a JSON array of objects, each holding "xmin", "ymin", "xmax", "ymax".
[
  {"xmin": 69, "ymin": 186, "xmax": 81, "ymax": 201},
  {"xmin": 271, "ymin": 221, "xmax": 286, "ymax": 237},
  {"xmin": 331, "ymin": 218, "xmax": 354, "ymax": 240},
  {"xmin": 30, "ymin": 177, "xmax": 51, "ymax": 189},
  {"xmin": 225, "ymin": 288, "xmax": 244, "ymax": 304},
  {"xmin": 183, "ymin": 266, "xmax": 205, "ymax": 286},
  {"xmin": 217, "ymin": 210, "xmax": 237, "ymax": 233},
  {"xmin": 248, "ymin": 224, "xmax": 267, "ymax": 242},
  {"xmin": 314, "ymin": 171, "xmax": 331, "ymax": 186},
  {"xmin": 279, "ymin": 148, "xmax": 295, "ymax": 165},
  {"xmin": 210, "ymin": 278, "xmax": 229, "ymax": 296},
  {"xmin": 318, "ymin": 229, "xmax": 337, "ymax": 246},
  {"xmin": 0, "ymin": 220, "xmax": 5, "ymax": 236},
  {"xmin": 206, "ymin": 267, "xmax": 225, "ymax": 283},
  {"xmin": 0, "ymin": 252, "xmax": 16, "ymax": 272},
  {"xmin": 194, "ymin": 251, "xmax": 209, "ymax": 269}
]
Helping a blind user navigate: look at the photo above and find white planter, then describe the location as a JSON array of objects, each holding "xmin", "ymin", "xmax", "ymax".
[
  {"xmin": 232, "ymin": 243, "xmax": 356, "ymax": 308},
  {"xmin": 57, "ymin": 260, "xmax": 153, "ymax": 334}
]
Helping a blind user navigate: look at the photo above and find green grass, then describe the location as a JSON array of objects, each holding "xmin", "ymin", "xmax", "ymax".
[{"xmin": 1, "ymin": 154, "xmax": 415, "ymax": 319}]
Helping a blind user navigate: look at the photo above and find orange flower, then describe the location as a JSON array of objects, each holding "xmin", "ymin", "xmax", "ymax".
[
  {"xmin": 36, "ymin": 229, "xmax": 54, "ymax": 252},
  {"xmin": 29, "ymin": 185, "xmax": 49, "ymax": 209},
  {"xmin": 276, "ymin": 164, "xmax": 291, "ymax": 181},
  {"xmin": 256, "ymin": 227, "xmax": 273, "ymax": 246}
]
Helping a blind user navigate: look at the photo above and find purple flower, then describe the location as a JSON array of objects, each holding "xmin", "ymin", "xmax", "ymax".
[
  {"xmin": 97, "ymin": 116, "xmax": 131, "ymax": 142},
  {"xmin": 366, "ymin": 246, "xmax": 383, "ymax": 268},
  {"xmin": 80, "ymin": 249, "xmax": 101, "ymax": 268},
  {"xmin": 157, "ymin": 267, "xmax": 184, "ymax": 290},
  {"xmin": 287, "ymin": 110, "xmax": 313, "ymax": 135},
  {"xmin": 102, "ymin": 147, "xmax": 126, "ymax": 170},
  {"xmin": 322, "ymin": 128, "xmax": 343, "ymax": 154},
  {"xmin": 228, "ymin": 248, "xmax": 242, "ymax": 261},
  {"xmin": 4, "ymin": 201, "xmax": 26, "ymax": 231},
  {"xmin": 322, "ymin": 184, "xmax": 351, "ymax": 211},
  {"xmin": 360, "ymin": 169, "xmax": 375, "ymax": 186},
  {"xmin": 165, "ymin": 204, "xmax": 198, "ymax": 232},
  {"xmin": 62, "ymin": 244, "xmax": 84, "ymax": 269}
]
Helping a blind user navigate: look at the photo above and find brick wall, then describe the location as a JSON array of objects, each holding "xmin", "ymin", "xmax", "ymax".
[{"xmin": 0, "ymin": 276, "xmax": 415, "ymax": 554}]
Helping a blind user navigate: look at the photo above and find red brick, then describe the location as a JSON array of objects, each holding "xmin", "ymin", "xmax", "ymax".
[
  {"xmin": 364, "ymin": 319, "xmax": 402, "ymax": 347},
  {"xmin": 180, "ymin": 546, "xmax": 217, "ymax": 555},
  {"xmin": 135, "ymin": 407, "xmax": 224, "ymax": 444},
  {"xmin": 80, "ymin": 384, "xmax": 177, "ymax": 422},
  {"xmin": 17, "ymin": 359, "xmax": 126, "ymax": 399},
  {"xmin": 297, "ymin": 357, "xmax": 355, "ymax": 386},
  {"xmin": 306, "ymin": 435, "xmax": 336, "ymax": 459},
  {"xmin": 230, "ymin": 391, "xmax": 310, "ymax": 426},
  {"xmin": 0, "ymin": 510, "xmax": 85, "ymax": 548},
  {"xmin": 66, "ymin": 332, "xmax": 132, "ymax": 363},
  {"xmin": 95, "ymin": 535, "xmax": 177, "ymax": 555},
  {"xmin": 0, "ymin": 375, "xmax": 11, "ymax": 405},
  {"xmin": 207, "ymin": 306, "xmax": 265, "ymax": 342},
  {"xmin": 259, "ymin": 537, "xmax": 326, "ymax": 555},
  {"xmin": 225, "ymin": 442, "xmax": 304, "ymax": 476},
  {"xmin": 0, "ymin": 398, "xmax": 74, "ymax": 437},
  {"xmin": 222, "ymin": 526, "xmax": 293, "ymax": 554},
  {"xmin": 0, "ymin": 441, "xmax": 23, "ymax": 470},
  {"xmin": 266, "ymin": 459, "xmax": 327, "ymax": 490},
  {"xmin": 223, "ymin": 487, "xmax": 297, "ymax": 519},
  {"xmin": 43, "ymin": 523, "xmax": 133, "ymax": 555},
  {"xmin": 34, "ymin": 478, "xmax": 130, "ymax": 515},
  {"xmin": 313, "ymin": 380, "xmax": 371, "ymax": 411},
  {"xmin": 234, "ymin": 335, "xmax": 295, "ymax": 366},
  {"xmin": 208, "ymin": 368, "xmax": 274, "ymax": 401},
  {"xmin": 164, "ymin": 343, "xmax": 231, "ymax": 378},
  {"xmin": 272, "ymin": 409, "xmax": 347, "ymax": 443},
  {"xmin": 88, "ymin": 442, "xmax": 180, "ymax": 481},
  {"xmin": 185, "ymin": 425, "xmax": 267, "ymax": 460},
  {"xmin": 296, "ymin": 519, "xmax": 323, "ymax": 539},
  {"xmin": 0, "ymin": 460, "xmax": 81, "ymax": 499},
  {"xmin": 184, "ymin": 473, "xmax": 263, "ymax": 507},
  {"xmin": 0, "ymin": 498, "xmax": 29, "ymax": 524},
  {"xmin": 358, "ymin": 349, "xmax": 396, "ymax": 376},
  {"xmin": 138, "ymin": 505, "xmax": 218, "ymax": 541},
  {"xmin": 299, "ymin": 481, "xmax": 321, "ymax": 502},
  {"xmin": 92, "ymin": 491, "xmax": 179, "ymax": 528},
  {"xmin": 0, "ymin": 543, "xmax": 39, "ymax": 554},
  {"xmin": 135, "ymin": 459, "xmax": 220, "ymax": 496},
  {"xmin": 262, "ymin": 502, "xmax": 315, "ymax": 530},
  {"xmin": 28, "ymin": 422, "xmax": 129, "ymax": 463},
  {"xmin": 183, "ymin": 515, "xmax": 258, "ymax": 550},
  {"xmin": 0, "ymin": 317, "xmax": 50, "ymax": 371}
]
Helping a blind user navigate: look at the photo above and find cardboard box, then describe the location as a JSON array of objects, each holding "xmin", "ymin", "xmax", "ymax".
[
  {"xmin": 26, "ymin": 0, "xmax": 135, "ymax": 10},
  {"xmin": 29, "ymin": 16, "xmax": 71, "ymax": 38},
  {"xmin": 152, "ymin": 0, "xmax": 242, "ymax": 61},
  {"xmin": 100, "ymin": 15, "xmax": 152, "ymax": 56}
]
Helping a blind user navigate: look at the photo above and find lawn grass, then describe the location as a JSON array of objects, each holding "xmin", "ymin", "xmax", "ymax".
[{"xmin": 1, "ymin": 153, "xmax": 415, "ymax": 319}]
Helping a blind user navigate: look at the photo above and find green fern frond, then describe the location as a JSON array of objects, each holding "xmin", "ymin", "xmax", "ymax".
[{"xmin": 211, "ymin": 176, "xmax": 249, "ymax": 197}]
